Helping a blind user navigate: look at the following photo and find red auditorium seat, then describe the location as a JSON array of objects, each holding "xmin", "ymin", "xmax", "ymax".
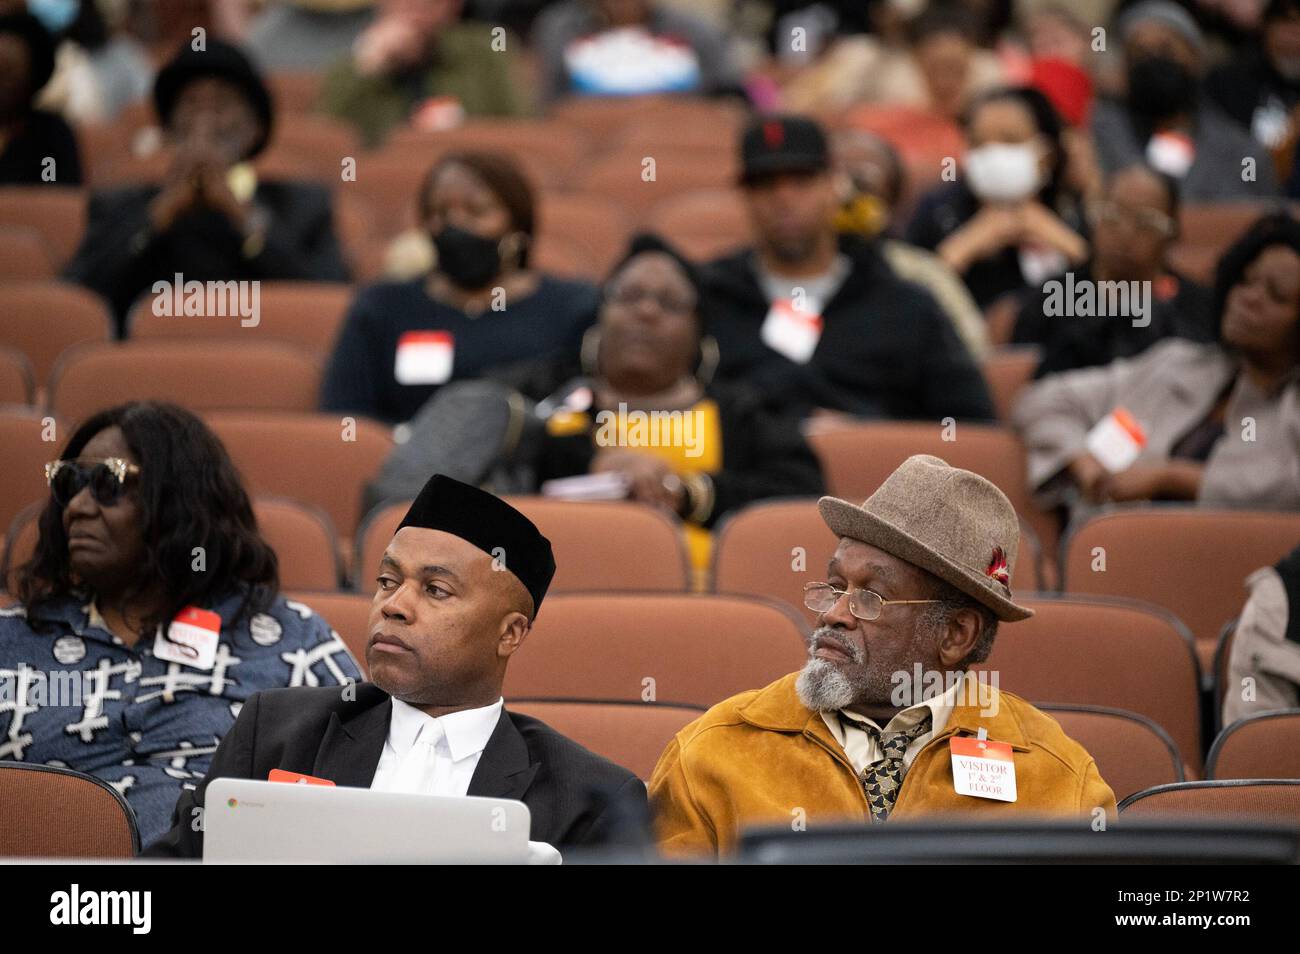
[
  {"xmin": 507, "ymin": 699, "xmax": 706, "ymax": 780},
  {"xmin": 976, "ymin": 596, "xmax": 1203, "ymax": 775},
  {"xmin": 0, "ymin": 282, "xmax": 114, "ymax": 397},
  {"xmin": 504, "ymin": 593, "xmax": 808, "ymax": 707},
  {"xmin": 1119, "ymin": 779, "xmax": 1300, "ymax": 822},
  {"xmin": 48, "ymin": 340, "xmax": 322, "ymax": 424},
  {"xmin": 0, "ymin": 763, "xmax": 138, "ymax": 858},
  {"xmin": 1207, "ymin": 710, "xmax": 1300, "ymax": 780},
  {"xmin": 127, "ymin": 281, "xmax": 354, "ymax": 358},
  {"xmin": 354, "ymin": 497, "xmax": 690, "ymax": 592},
  {"xmin": 204, "ymin": 411, "xmax": 393, "ymax": 553},
  {"xmin": 1062, "ymin": 507, "xmax": 1300, "ymax": 670}
]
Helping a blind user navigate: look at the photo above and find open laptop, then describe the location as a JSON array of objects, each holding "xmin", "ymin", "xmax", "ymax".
[{"xmin": 203, "ymin": 779, "xmax": 532, "ymax": 864}]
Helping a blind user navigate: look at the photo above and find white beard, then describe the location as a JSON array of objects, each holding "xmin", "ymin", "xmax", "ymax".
[{"xmin": 795, "ymin": 657, "xmax": 857, "ymax": 711}]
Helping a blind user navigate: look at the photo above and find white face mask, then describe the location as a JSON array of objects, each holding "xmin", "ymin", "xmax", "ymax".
[{"xmin": 964, "ymin": 142, "xmax": 1043, "ymax": 203}]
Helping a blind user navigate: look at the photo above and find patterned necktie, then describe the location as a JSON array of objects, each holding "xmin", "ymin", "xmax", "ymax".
[{"xmin": 845, "ymin": 711, "xmax": 934, "ymax": 823}]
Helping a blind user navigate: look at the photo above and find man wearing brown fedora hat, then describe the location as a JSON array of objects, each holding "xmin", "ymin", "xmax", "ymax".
[{"xmin": 649, "ymin": 454, "xmax": 1116, "ymax": 856}]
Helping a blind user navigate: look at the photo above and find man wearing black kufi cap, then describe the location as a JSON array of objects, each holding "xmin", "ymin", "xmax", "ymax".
[
  {"xmin": 149, "ymin": 474, "xmax": 646, "ymax": 858},
  {"xmin": 64, "ymin": 36, "xmax": 349, "ymax": 330}
]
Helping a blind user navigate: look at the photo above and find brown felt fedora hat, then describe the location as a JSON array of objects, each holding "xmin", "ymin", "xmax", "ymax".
[{"xmin": 817, "ymin": 454, "xmax": 1033, "ymax": 622}]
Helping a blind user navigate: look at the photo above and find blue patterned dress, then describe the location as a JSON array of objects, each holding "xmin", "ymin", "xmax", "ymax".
[{"xmin": 0, "ymin": 587, "xmax": 362, "ymax": 846}]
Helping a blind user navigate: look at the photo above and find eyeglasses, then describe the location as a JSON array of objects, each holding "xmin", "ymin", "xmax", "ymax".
[
  {"xmin": 803, "ymin": 582, "xmax": 942, "ymax": 621},
  {"xmin": 45, "ymin": 457, "xmax": 140, "ymax": 507},
  {"xmin": 605, "ymin": 283, "xmax": 696, "ymax": 316},
  {"xmin": 1086, "ymin": 200, "xmax": 1176, "ymax": 238}
]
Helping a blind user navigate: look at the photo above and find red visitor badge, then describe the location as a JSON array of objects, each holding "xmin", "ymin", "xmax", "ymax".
[{"xmin": 950, "ymin": 736, "xmax": 1017, "ymax": 802}]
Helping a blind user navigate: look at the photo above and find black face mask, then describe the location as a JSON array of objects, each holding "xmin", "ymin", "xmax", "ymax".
[
  {"xmin": 432, "ymin": 224, "xmax": 503, "ymax": 290},
  {"xmin": 1126, "ymin": 55, "xmax": 1198, "ymax": 119}
]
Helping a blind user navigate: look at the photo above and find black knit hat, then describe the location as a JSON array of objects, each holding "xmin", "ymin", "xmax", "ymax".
[
  {"xmin": 153, "ymin": 38, "xmax": 274, "ymax": 159},
  {"xmin": 0, "ymin": 13, "xmax": 57, "ymax": 98},
  {"xmin": 397, "ymin": 474, "xmax": 556, "ymax": 615}
]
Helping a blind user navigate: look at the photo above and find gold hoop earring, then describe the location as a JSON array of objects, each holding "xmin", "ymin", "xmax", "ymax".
[{"xmin": 498, "ymin": 232, "xmax": 528, "ymax": 268}]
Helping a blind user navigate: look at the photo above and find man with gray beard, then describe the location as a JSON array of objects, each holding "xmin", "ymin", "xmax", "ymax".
[{"xmin": 649, "ymin": 454, "xmax": 1116, "ymax": 857}]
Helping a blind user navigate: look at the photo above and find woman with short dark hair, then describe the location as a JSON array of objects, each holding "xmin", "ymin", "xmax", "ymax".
[{"xmin": 0, "ymin": 401, "xmax": 361, "ymax": 848}]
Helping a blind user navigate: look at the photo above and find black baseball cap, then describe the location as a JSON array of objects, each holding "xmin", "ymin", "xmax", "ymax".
[{"xmin": 739, "ymin": 115, "xmax": 831, "ymax": 185}]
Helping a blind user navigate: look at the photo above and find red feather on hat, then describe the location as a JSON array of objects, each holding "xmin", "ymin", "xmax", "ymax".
[{"xmin": 986, "ymin": 546, "xmax": 1010, "ymax": 591}]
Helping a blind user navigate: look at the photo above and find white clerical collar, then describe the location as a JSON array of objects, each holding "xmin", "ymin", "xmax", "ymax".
[{"xmin": 388, "ymin": 696, "xmax": 504, "ymax": 763}]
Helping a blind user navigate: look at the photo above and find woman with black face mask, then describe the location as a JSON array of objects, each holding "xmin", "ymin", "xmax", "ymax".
[
  {"xmin": 321, "ymin": 150, "xmax": 600, "ymax": 425},
  {"xmin": 1089, "ymin": 0, "xmax": 1278, "ymax": 200}
]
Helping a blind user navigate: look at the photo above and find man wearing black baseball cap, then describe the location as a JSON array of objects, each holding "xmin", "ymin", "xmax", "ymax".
[
  {"xmin": 149, "ymin": 474, "xmax": 646, "ymax": 858},
  {"xmin": 702, "ymin": 114, "xmax": 994, "ymax": 422},
  {"xmin": 64, "ymin": 37, "xmax": 349, "ymax": 329}
]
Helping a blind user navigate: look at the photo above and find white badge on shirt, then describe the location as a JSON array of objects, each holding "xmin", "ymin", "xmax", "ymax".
[
  {"xmin": 394, "ymin": 330, "xmax": 455, "ymax": 386},
  {"xmin": 1145, "ymin": 131, "xmax": 1195, "ymax": 179},
  {"xmin": 950, "ymin": 736, "xmax": 1017, "ymax": 802},
  {"xmin": 761, "ymin": 298, "xmax": 823, "ymax": 364},
  {"xmin": 1085, "ymin": 406, "xmax": 1148, "ymax": 474},
  {"xmin": 152, "ymin": 606, "xmax": 221, "ymax": 670}
]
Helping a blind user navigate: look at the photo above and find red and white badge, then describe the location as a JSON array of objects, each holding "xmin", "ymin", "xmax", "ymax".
[
  {"xmin": 1146, "ymin": 131, "xmax": 1195, "ymax": 179},
  {"xmin": 1085, "ymin": 406, "xmax": 1148, "ymax": 474},
  {"xmin": 394, "ymin": 330, "xmax": 455, "ymax": 386},
  {"xmin": 153, "ymin": 606, "xmax": 221, "ymax": 671},
  {"xmin": 411, "ymin": 95, "xmax": 465, "ymax": 132},
  {"xmin": 761, "ymin": 298, "xmax": 823, "ymax": 364},
  {"xmin": 268, "ymin": 769, "xmax": 335, "ymax": 787},
  {"xmin": 950, "ymin": 736, "xmax": 1017, "ymax": 802}
]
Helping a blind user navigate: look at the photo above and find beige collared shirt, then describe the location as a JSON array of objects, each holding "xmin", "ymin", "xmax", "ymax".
[{"xmin": 822, "ymin": 670, "xmax": 973, "ymax": 775}]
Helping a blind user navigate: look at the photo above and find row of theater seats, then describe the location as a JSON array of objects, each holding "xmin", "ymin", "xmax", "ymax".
[
  {"xmin": 6, "ymin": 397, "xmax": 1299, "ymax": 659},
  {"xmin": 2, "ymin": 693, "xmax": 1298, "ymax": 858},
  {"xmin": 3, "ymin": 462, "xmax": 1298, "ymax": 771},
  {"xmin": 285, "ymin": 588, "xmax": 1282, "ymax": 787},
  {"xmin": 4, "ymin": 180, "xmax": 1295, "ymax": 291}
]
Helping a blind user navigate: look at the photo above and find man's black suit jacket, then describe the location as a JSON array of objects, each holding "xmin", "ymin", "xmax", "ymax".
[{"xmin": 145, "ymin": 682, "xmax": 647, "ymax": 858}]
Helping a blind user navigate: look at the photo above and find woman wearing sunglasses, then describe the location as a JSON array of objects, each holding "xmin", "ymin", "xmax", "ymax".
[{"xmin": 0, "ymin": 402, "xmax": 362, "ymax": 849}]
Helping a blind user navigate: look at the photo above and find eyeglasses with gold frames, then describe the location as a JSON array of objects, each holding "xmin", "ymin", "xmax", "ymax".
[{"xmin": 803, "ymin": 582, "xmax": 942, "ymax": 621}]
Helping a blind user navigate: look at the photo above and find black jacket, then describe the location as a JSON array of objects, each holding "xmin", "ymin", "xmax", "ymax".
[
  {"xmin": 64, "ymin": 180, "xmax": 349, "ymax": 329},
  {"xmin": 145, "ymin": 682, "xmax": 647, "ymax": 858},
  {"xmin": 0, "ymin": 109, "xmax": 82, "ymax": 185},
  {"xmin": 702, "ymin": 234, "xmax": 994, "ymax": 421},
  {"xmin": 494, "ymin": 354, "xmax": 826, "ymax": 528},
  {"xmin": 905, "ymin": 180, "xmax": 1089, "ymax": 312},
  {"xmin": 1011, "ymin": 262, "xmax": 1216, "ymax": 379}
]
